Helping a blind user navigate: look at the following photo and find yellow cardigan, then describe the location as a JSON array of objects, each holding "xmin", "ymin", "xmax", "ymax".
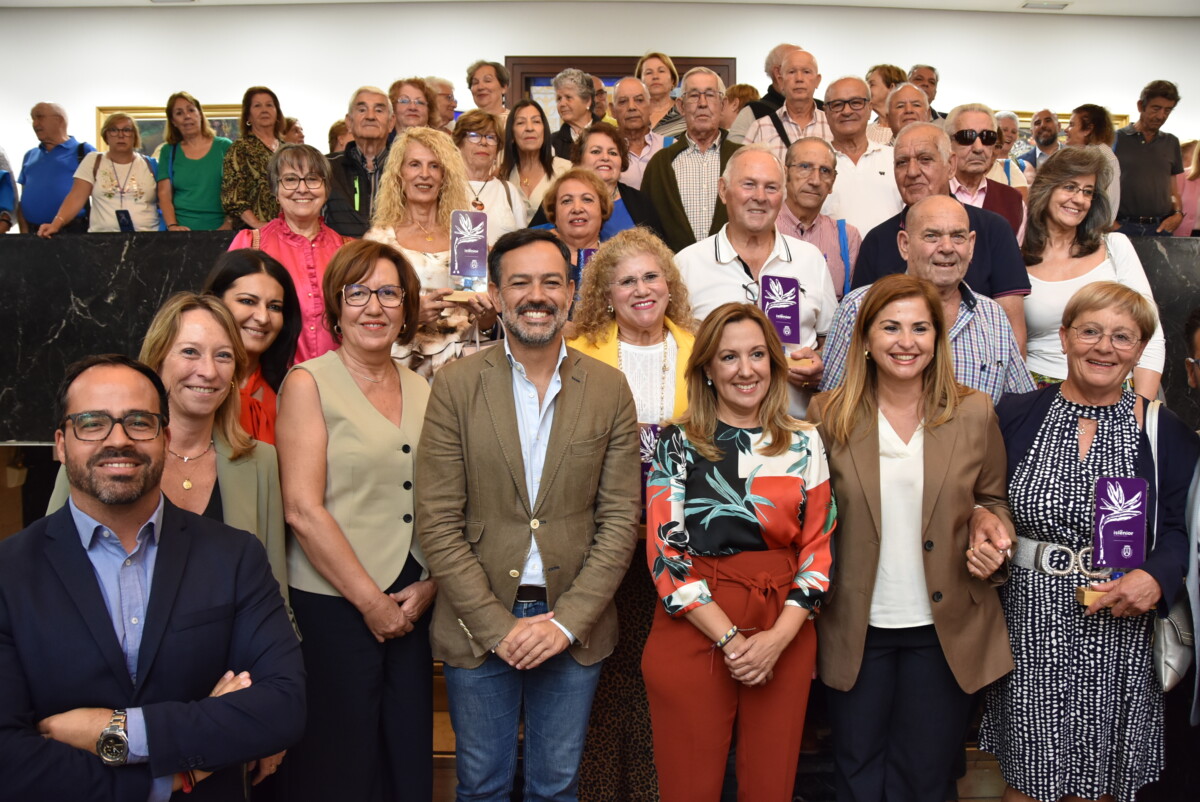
[{"xmin": 567, "ymin": 317, "xmax": 694, "ymax": 419}]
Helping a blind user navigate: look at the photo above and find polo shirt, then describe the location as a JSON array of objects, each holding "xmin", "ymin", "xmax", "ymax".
[
  {"xmin": 18, "ymin": 137, "xmax": 95, "ymax": 225},
  {"xmin": 821, "ymin": 143, "xmax": 903, "ymax": 236},
  {"xmin": 1115, "ymin": 125, "xmax": 1183, "ymax": 219}
]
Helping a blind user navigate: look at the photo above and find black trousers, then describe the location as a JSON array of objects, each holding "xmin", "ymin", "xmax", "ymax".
[
  {"xmin": 283, "ymin": 554, "xmax": 432, "ymax": 802},
  {"xmin": 826, "ymin": 624, "xmax": 972, "ymax": 802}
]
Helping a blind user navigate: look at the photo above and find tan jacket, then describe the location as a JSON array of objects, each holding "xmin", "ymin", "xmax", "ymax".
[
  {"xmin": 807, "ymin": 390, "xmax": 1014, "ymax": 694},
  {"xmin": 416, "ymin": 345, "xmax": 641, "ymax": 669}
]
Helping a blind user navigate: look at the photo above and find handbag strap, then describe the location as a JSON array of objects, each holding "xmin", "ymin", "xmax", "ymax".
[{"xmin": 1147, "ymin": 399, "xmax": 1162, "ymax": 549}]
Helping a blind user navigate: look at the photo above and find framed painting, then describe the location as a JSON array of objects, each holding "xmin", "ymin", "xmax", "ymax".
[{"xmin": 94, "ymin": 104, "xmax": 242, "ymax": 159}]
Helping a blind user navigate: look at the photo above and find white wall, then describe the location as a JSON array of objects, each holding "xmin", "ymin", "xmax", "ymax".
[{"xmin": 2, "ymin": 1, "xmax": 1199, "ymax": 168}]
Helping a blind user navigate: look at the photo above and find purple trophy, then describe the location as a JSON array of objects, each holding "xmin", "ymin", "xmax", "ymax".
[
  {"xmin": 451, "ymin": 210, "xmax": 488, "ymax": 292},
  {"xmin": 759, "ymin": 275, "xmax": 801, "ymax": 346},
  {"xmin": 1092, "ymin": 477, "xmax": 1148, "ymax": 569}
]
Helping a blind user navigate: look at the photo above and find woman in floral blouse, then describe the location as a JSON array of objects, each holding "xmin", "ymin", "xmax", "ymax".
[{"xmin": 643, "ymin": 302, "xmax": 835, "ymax": 802}]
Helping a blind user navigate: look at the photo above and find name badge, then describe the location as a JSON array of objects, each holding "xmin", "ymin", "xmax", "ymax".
[
  {"xmin": 1092, "ymin": 477, "xmax": 1148, "ymax": 568},
  {"xmin": 450, "ymin": 210, "xmax": 488, "ymax": 291},
  {"xmin": 760, "ymin": 275, "xmax": 802, "ymax": 346}
]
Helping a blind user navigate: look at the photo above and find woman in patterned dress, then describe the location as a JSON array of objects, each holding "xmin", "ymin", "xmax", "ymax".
[
  {"xmin": 642, "ymin": 302, "xmax": 835, "ymax": 802},
  {"xmin": 979, "ymin": 281, "xmax": 1200, "ymax": 802}
]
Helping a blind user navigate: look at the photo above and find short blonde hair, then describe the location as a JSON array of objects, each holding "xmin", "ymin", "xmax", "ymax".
[
  {"xmin": 1062, "ymin": 281, "xmax": 1158, "ymax": 342},
  {"xmin": 101, "ymin": 113, "xmax": 141, "ymax": 149},
  {"xmin": 636, "ymin": 51, "xmax": 679, "ymax": 86}
]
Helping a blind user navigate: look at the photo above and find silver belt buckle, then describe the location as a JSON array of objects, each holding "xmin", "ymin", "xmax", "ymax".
[
  {"xmin": 1036, "ymin": 542, "xmax": 1075, "ymax": 576},
  {"xmin": 1077, "ymin": 546, "xmax": 1113, "ymax": 580}
]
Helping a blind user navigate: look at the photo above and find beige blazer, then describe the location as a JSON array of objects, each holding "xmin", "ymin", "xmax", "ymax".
[
  {"xmin": 416, "ymin": 345, "xmax": 641, "ymax": 669},
  {"xmin": 807, "ymin": 390, "xmax": 1014, "ymax": 694}
]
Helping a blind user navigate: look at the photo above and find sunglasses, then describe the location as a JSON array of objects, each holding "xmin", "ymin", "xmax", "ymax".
[{"xmin": 951, "ymin": 129, "xmax": 999, "ymax": 147}]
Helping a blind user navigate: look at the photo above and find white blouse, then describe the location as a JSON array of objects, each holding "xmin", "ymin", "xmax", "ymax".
[{"xmin": 617, "ymin": 333, "xmax": 678, "ymax": 425}]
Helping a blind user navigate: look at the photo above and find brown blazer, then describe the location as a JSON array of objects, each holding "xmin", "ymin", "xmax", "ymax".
[
  {"xmin": 807, "ymin": 390, "xmax": 1014, "ymax": 694},
  {"xmin": 416, "ymin": 344, "xmax": 641, "ymax": 669}
]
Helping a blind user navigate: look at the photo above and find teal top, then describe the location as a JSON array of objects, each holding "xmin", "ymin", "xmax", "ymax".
[{"xmin": 156, "ymin": 136, "xmax": 232, "ymax": 230}]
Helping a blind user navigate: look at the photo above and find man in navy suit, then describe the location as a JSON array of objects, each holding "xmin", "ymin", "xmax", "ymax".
[{"xmin": 0, "ymin": 354, "xmax": 304, "ymax": 801}]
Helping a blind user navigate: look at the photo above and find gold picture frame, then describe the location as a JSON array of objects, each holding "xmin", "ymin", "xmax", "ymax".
[{"xmin": 95, "ymin": 104, "xmax": 242, "ymax": 158}]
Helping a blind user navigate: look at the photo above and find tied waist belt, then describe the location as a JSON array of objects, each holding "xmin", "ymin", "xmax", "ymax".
[
  {"xmin": 1011, "ymin": 535, "xmax": 1112, "ymax": 580},
  {"xmin": 690, "ymin": 548, "xmax": 798, "ymax": 626}
]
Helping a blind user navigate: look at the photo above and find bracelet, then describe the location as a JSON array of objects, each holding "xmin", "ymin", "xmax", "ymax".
[
  {"xmin": 181, "ymin": 770, "xmax": 196, "ymax": 793},
  {"xmin": 714, "ymin": 626, "xmax": 738, "ymax": 649},
  {"xmin": 167, "ymin": 222, "xmax": 181, "ymax": 228}
]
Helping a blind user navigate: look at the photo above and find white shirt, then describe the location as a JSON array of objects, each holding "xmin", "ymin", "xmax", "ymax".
[{"xmin": 820, "ymin": 143, "xmax": 903, "ymax": 236}]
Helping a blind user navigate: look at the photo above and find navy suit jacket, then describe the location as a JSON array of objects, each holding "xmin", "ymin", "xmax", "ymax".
[{"xmin": 0, "ymin": 499, "xmax": 305, "ymax": 801}]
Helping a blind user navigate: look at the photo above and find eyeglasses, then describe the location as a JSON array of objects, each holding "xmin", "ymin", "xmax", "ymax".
[
  {"xmin": 1069, "ymin": 326, "xmax": 1141, "ymax": 350},
  {"xmin": 1059, "ymin": 182, "xmax": 1096, "ymax": 199},
  {"xmin": 465, "ymin": 132, "xmax": 498, "ymax": 145},
  {"xmin": 825, "ymin": 97, "xmax": 870, "ymax": 114},
  {"xmin": 396, "ymin": 97, "xmax": 428, "ymax": 107},
  {"xmin": 682, "ymin": 90, "xmax": 721, "ymax": 106},
  {"xmin": 342, "ymin": 284, "xmax": 405, "ymax": 307},
  {"xmin": 611, "ymin": 271, "xmax": 664, "ymax": 290},
  {"xmin": 786, "ymin": 161, "xmax": 835, "ymax": 180},
  {"xmin": 438, "ymin": 93, "xmax": 457, "ymax": 103},
  {"xmin": 951, "ymin": 129, "xmax": 999, "ymax": 147},
  {"xmin": 108, "ymin": 128, "xmax": 136, "ymax": 137},
  {"xmin": 62, "ymin": 411, "xmax": 164, "ymax": 441},
  {"xmin": 279, "ymin": 174, "xmax": 325, "ymax": 190},
  {"xmin": 742, "ymin": 281, "xmax": 760, "ymax": 303}
]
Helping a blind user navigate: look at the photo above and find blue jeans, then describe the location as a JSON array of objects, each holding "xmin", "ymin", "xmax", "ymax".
[
  {"xmin": 1117, "ymin": 219, "xmax": 1173, "ymax": 237},
  {"xmin": 443, "ymin": 600, "xmax": 603, "ymax": 802}
]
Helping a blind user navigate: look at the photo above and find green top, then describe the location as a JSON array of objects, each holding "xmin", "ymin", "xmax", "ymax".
[{"xmin": 156, "ymin": 136, "xmax": 232, "ymax": 230}]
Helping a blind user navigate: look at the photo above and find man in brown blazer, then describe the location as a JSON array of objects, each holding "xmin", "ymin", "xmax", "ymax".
[{"xmin": 416, "ymin": 228, "xmax": 641, "ymax": 802}]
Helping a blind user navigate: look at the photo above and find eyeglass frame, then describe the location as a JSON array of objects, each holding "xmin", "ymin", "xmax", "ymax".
[
  {"xmin": 278, "ymin": 174, "xmax": 326, "ymax": 190},
  {"xmin": 1068, "ymin": 325, "xmax": 1142, "ymax": 351},
  {"xmin": 825, "ymin": 97, "xmax": 870, "ymax": 114},
  {"xmin": 951, "ymin": 128, "xmax": 1000, "ymax": 147},
  {"xmin": 61, "ymin": 411, "xmax": 166, "ymax": 441},
  {"xmin": 465, "ymin": 131, "xmax": 499, "ymax": 145},
  {"xmin": 395, "ymin": 97, "xmax": 428, "ymax": 107},
  {"xmin": 610, "ymin": 271, "xmax": 665, "ymax": 290},
  {"xmin": 341, "ymin": 283, "xmax": 406, "ymax": 307},
  {"xmin": 785, "ymin": 161, "xmax": 836, "ymax": 180}
]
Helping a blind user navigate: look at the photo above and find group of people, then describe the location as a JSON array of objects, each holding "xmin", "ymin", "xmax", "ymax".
[{"xmin": 2, "ymin": 43, "xmax": 1199, "ymax": 802}]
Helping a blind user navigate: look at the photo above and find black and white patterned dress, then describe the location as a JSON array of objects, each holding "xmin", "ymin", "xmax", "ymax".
[{"xmin": 979, "ymin": 390, "xmax": 1161, "ymax": 802}]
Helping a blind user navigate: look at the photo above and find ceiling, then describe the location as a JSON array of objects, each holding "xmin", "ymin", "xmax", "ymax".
[{"xmin": 1, "ymin": 0, "xmax": 1197, "ymax": 17}]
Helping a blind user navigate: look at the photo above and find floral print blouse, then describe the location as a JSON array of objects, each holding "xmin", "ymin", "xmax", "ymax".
[
  {"xmin": 221, "ymin": 135, "xmax": 279, "ymax": 224},
  {"xmin": 647, "ymin": 421, "xmax": 836, "ymax": 617}
]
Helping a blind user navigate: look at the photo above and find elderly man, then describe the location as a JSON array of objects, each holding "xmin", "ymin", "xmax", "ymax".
[
  {"xmin": 851, "ymin": 122, "xmax": 1030, "ymax": 351},
  {"xmin": 728, "ymin": 42, "xmax": 800, "ymax": 143},
  {"xmin": 820, "ymin": 76, "xmax": 903, "ymax": 238},
  {"xmin": 821, "ymin": 196, "xmax": 1034, "ymax": 403},
  {"xmin": 418, "ymin": 228, "xmax": 640, "ymax": 802},
  {"xmin": 744, "ymin": 49, "xmax": 831, "ymax": 164},
  {"xmin": 777, "ymin": 137, "xmax": 862, "ymax": 299},
  {"xmin": 947, "ymin": 104, "xmax": 1026, "ymax": 240},
  {"xmin": 908, "ymin": 64, "xmax": 946, "ymax": 120},
  {"xmin": 885, "ymin": 83, "xmax": 931, "ymax": 139},
  {"xmin": 643, "ymin": 67, "xmax": 741, "ymax": 252},
  {"xmin": 591, "ymin": 75, "xmax": 616, "ymax": 126},
  {"xmin": 426, "ymin": 76, "xmax": 457, "ymax": 133},
  {"xmin": 675, "ymin": 145, "xmax": 836, "ymax": 412},
  {"xmin": 324, "ymin": 86, "xmax": 394, "ymax": 238},
  {"xmin": 17, "ymin": 102, "xmax": 95, "ymax": 233},
  {"xmin": 1116, "ymin": 80, "xmax": 1185, "ymax": 237},
  {"xmin": 0, "ymin": 354, "xmax": 304, "ymax": 801},
  {"xmin": 613, "ymin": 76, "xmax": 673, "ymax": 190}
]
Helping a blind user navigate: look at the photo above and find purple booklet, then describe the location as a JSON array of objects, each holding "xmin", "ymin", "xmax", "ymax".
[
  {"xmin": 759, "ymin": 275, "xmax": 802, "ymax": 346},
  {"xmin": 450, "ymin": 210, "xmax": 488, "ymax": 291},
  {"xmin": 1092, "ymin": 477, "xmax": 1148, "ymax": 569}
]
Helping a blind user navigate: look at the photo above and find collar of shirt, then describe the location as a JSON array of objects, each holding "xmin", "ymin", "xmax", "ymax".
[
  {"xmin": 950, "ymin": 175, "xmax": 988, "ymax": 205},
  {"xmin": 683, "ymin": 132, "xmax": 723, "ymax": 155},
  {"xmin": 70, "ymin": 493, "xmax": 165, "ymax": 551},
  {"xmin": 781, "ymin": 105, "xmax": 825, "ymax": 128},
  {"xmin": 347, "ymin": 140, "xmax": 389, "ymax": 174},
  {"xmin": 504, "ymin": 336, "xmax": 568, "ymax": 385},
  {"xmin": 273, "ymin": 217, "xmax": 337, "ymax": 246},
  {"xmin": 715, "ymin": 223, "xmax": 792, "ymax": 267},
  {"xmin": 947, "ymin": 281, "xmax": 980, "ymax": 340},
  {"xmin": 777, "ymin": 201, "xmax": 828, "ymax": 238},
  {"xmin": 40, "ymin": 136, "xmax": 78, "ymax": 154}
]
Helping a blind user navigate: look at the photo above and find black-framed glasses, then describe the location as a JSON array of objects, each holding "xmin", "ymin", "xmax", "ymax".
[
  {"xmin": 465, "ymin": 132, "xmax": 498, "ymax": 145},
  {"xmin": 342, "ymin": 284, "xmax": 405, "ymax": 307},
  {"xmin": 1069, "ymin": 326, "xmax": 1141, "ymax": 351},
  {"xmin": 951, "ymin": 129, "xmax": 999, "ymax": 147},
  {"xmin": 279, "ymin": 175, "xmax": 325, "ymax": 190},
  {"xmin": 825, "ymin": 97, "xmax": 870, "ymax": 114},
  {"xmin": 62, "ymin": 411, "xmax": 164, "ymax": 441}
]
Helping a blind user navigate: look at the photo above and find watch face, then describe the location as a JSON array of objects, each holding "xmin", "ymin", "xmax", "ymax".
[{"xmin": 98, "ymin": 732, "xmax": 128, "ymax": 765}]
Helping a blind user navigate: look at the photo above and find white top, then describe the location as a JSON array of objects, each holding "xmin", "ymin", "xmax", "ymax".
[
  {"xmin": 468, "ymin": 178, "xmax": 528, "ymax": 246},
  {"xmin": 1024, "ymin": 232, "xmax": 1165, "ymax": 379},
  {"xmin": 509, "ymin": 156, "xmax": 571, "ymax": 221},
  {"xmin": 820, "ymin": 144, "xmax": 903, "ymax": 236},
  {"xmin": 74, "ymin": 151, "xmax": 159, "ymax": 232},
  {"xmin": 987, "ymin": 158, "xmax": 1029, "ymax": 189},
  {"xmin": 869, "ymin": 412, "xmax": 933, "ymax": 628},
  {"xmin": 617, "ymin": 333, "xmax": 678, "ymax": 425}
]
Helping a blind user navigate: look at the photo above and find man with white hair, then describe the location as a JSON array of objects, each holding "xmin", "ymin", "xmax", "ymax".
[
  {"xmin": 675, "ymin": 145, "xmax": 835, "ymax": 413},
  {"xmin": 885, "ymin": 83, "xmax": 931, "ymax": 140},
  {"xmin": 947, "ymin": 103, "xmax": 1026, "ymax": 240},
  {"xmin": 324, "ymin": 87, "xmax": 395, "ymax": 237},
  {"xmin": 727, "ymin": 42, "xmax": 800, "ymax": 143},
  {"xmin": 743, "ymin": 49, "xmax": 831, "ymax": 164},
  {"xmin": 17, "ymin": 102, "xmax": 95, "ymax": 233},
  {"xmin": 612, "ymin": 76, "xmax": 673, "ymax": 190}
]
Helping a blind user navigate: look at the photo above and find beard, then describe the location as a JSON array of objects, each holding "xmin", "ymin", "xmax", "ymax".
[
  {"xmin": 1035, "ymin": 130, "xmax": 1059, "ymax": 148},
  {"xmin": 499, "ymin": 299, "xmax": 570, "ymax": 347},
  {"xmin": 65, "ymin": 446, "xmax": 163, "ymax": 507}
]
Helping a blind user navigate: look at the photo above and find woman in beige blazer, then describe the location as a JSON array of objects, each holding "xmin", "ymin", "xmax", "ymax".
[{"xmin": 806, "ymin": 274, "xmax": 1014, "ymax": 801}]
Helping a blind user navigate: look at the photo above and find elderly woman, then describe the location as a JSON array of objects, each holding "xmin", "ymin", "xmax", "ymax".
[
  {"xmin": 38, "ymin": 113, "xmax": 158, "ymax": 236},
  {"xmin": 203, "ymin": 249, "xmax": 302, "ymax": 444},
  {"xmin": 366, "ymin": 126, "xmax": 496, "ymax": 373},
  {"xmin": 453, "ymin": 109, "xmax": 527, "ymax": 245},
  {"xmin": 864, "ymin": 63, "xmax": 906, "ymax": 144},
  {"xmin": 568, "ymin": 227, "xmax": 695, "ymax": 800},
  {"xmin": 990, "ymin": 111, "xmax": 1031, "ymax": 198},
  {"xmin": 157, "ymin": 91, "xmax": 233, "ymax": 231},
  {"xmin": 500, "ymin": 98, "xmax": 573, "ymax": 221},
  {"xmin": 281, "ymin": 117, "xmax": 305, "ymax": 145},
  {"xmin": 222, "ymin": 85, "xmax": 285, "ymax": 230},
  {"xmin": 979, "ymin": 281, "xmax": 1200, "ymax": 802},
  {"xmin": 229, "ymin": 144, "xmax": 349, "ymax": 366},
  {"xmin": 1066, "ymin": 103, "xmax": 1122, "ymax": 222},
  {"xmin": 328, "ymin": 119, "xmax": 352, "ymax": 155},
  {"xmin": 467, "ymin": 59, "xmax": 510, "ymax": 124},
  {"xmin": 644, "ymin": 302, "xmax": 834, "ymax": 802},
  {"xmin": 539, "ymin": 167, "xmax": 611, "ymax": 284},
  {"xmin": 1022, "ymin": 147, "xmax": 1164, "ymax": 398},
  {"xmin": 389, "ymin": 77, "xmax": 441, "ymax": 135},
  {"xmin": 636, "ymin": 51, "xmax": 685, "ymax": 137},
  {"xmin": 276, "ymin": 239, "xmax": 434, "ymax": 802},
  {"xmin": 808, "ymin": 273, "xmax": 1013, "ymax": 801},
  {"xmin": 551, "ymin": 68, "xmax": 597, "ymax": 160}
]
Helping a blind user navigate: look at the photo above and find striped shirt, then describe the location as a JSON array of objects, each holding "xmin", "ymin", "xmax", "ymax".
[
  {"xmin": 819, "ymin": 281, "xmax": 1035, "ymax": 403},
  {"xmin": 673, "ymin": 135, "xmax": 723, "ymax": 242},
  {"xmin": 744, "ymin": 106, "xmax": 833, "ymax": 165}
]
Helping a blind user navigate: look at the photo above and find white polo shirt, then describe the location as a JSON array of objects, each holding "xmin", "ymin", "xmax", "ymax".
[{"xmin": 820, "ymin": 142, "xmax": 903, "ymax": 236}]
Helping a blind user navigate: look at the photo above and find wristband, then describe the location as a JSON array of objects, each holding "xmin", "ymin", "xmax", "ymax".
[{"xmin": 714, "ymin": 626, "xmax": 739, "ymax": 649}]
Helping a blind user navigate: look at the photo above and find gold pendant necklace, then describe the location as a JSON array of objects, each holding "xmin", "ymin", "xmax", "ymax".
[
  {"xmin": 411, "ymin": 216, "xmax": 435, "ymax": 242},
  {"xmin": 168, "ymin": 439, "xmax": 213, "ymax": 491}
]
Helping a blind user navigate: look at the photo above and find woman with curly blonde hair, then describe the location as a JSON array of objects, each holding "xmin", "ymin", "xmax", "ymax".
[{"xmin": 366, "ymin": 127, "xmax": 496, "ymax": 374}]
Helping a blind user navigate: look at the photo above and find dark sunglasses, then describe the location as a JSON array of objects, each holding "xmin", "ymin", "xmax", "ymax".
[{"xmin": 951, "ymin": 129, "xmax": 999, "ymax": 147}]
